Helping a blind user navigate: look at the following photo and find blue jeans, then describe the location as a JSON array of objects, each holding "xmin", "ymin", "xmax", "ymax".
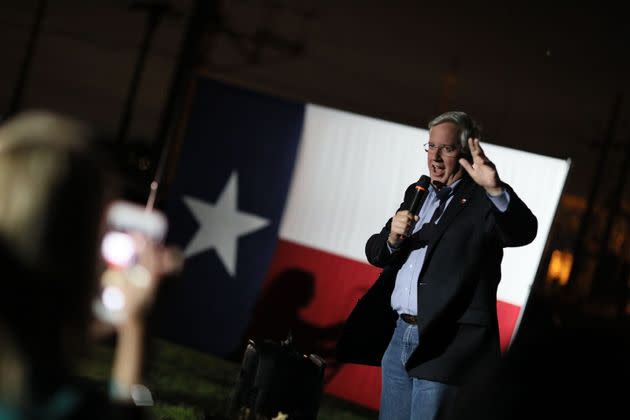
[{"xmin": 379, "ymin": 319, "xmax": 458, "ymax": 420}]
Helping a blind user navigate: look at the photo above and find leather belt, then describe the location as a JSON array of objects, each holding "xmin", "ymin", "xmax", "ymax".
[{"xmin": 400, "ymin": 313, "xmax": 417, "ymax": 324}]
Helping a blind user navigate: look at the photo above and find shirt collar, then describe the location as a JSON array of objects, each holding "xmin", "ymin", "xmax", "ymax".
[{"xmin": 429, "ymin": 178, "xmax": 462, "ymax": 196}]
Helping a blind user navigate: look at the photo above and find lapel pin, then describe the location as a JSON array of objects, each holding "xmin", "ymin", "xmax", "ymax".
[{"xmin": 460, "ymin": 198, "xmax": 467, "ymax": 204}]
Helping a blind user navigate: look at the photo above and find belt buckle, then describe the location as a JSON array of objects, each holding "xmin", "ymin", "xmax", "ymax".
[{"xmin": 400, "ymin": 313, "xmax": 417, "ymax": 324}]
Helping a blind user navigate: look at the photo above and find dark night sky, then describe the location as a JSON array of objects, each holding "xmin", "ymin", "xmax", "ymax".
[{"xmin": 1, "ymin": 0, "xmax": 629, "ymax": 203}]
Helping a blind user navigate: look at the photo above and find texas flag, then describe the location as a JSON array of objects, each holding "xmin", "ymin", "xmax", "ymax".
[{"xmin": 156, "ymin": 77, "xmax": 570, "ymax": 409}]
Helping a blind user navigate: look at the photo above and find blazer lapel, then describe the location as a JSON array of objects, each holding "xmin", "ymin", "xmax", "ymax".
[{"xmin": 422, "ymin": 176, "xmax": 476, "ymax": 267}]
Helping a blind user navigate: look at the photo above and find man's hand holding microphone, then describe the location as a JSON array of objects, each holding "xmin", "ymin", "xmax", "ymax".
[{"xmin": 387, "ymin": 175, "xmax": 431, "ymax": 249}]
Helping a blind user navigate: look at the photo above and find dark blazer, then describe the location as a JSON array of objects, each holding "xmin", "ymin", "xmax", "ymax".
[{"xmin": 336, "ymin": 175, "xmax": 537, "ymax": 385}]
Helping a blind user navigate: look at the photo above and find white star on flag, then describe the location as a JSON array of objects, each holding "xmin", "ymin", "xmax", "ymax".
[{"xmin": 182, "ymin": 171, "xmax": 270, "ymax": 276}]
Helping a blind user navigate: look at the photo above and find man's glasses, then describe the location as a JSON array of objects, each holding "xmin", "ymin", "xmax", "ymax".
[{"xmin": 423, "ymin": 142, "xmax": 459, "ymax": 157}]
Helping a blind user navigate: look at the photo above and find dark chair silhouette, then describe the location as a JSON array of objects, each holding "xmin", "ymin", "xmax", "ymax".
[{"xmin": 227, "ymin": 336, "xmax": 326, "ymax": 420}]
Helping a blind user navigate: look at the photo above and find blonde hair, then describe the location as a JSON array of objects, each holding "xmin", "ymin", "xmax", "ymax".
[
  {"xmin": 0, "ymin": 111, "xmax": 111, "ymax": 329},
  {"xmin": 0, "ymin": 111, "xmax": 91, "ymax": 266}
]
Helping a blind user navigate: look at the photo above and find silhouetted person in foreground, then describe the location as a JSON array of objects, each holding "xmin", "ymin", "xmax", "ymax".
[
  {"xmin": 445, "ymin": 294, "xmax": 629, "ymax": 419},
  {"xmin": 0, "ymin": 111, "xmax": 178, "ymax": 419}
]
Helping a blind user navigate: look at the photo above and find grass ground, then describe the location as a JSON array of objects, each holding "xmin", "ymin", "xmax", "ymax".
[{"xmin": 77, "ymin": 338, "xmax": 378, "ymax": 420}]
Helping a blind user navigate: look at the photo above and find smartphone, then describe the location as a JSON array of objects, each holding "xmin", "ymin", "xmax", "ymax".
[{"xmin": 92, "ymin": 200, "xmax": 168, "ymax": 325}]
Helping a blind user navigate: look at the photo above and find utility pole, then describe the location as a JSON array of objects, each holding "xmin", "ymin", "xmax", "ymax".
[
  {"xmin": 567, "ymin": 94, "xmax": 623, "ymax": 295},
  {"xmin": 593, "ymin": 131, "xmax": 630, "ymax": 318},
  {"xmin": 146, "ymin": 0, "xmax": 216, "ymax": 210},
  {"xmin": 6, "ymin": 0, "xmax": 47, "ymax": 118},
  {"xmin": 116, "ymin": 1, "xmax": 177, "ymax": 145}
]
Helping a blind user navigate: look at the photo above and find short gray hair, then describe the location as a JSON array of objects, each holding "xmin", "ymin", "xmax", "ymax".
[{"xmin": 428, "ymin": 111, "xmax": 481, "ymax": 159}]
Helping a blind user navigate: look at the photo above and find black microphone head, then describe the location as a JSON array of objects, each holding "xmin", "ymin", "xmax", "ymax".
[
  {"xmin": 409, "ymin": 175, "xmax": 431, "ymax": 214},
  {"xmin": 416, "ymin": 175, "xmax": 431, "ymax": 191}
]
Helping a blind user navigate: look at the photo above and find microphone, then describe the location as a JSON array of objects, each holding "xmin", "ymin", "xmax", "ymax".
[
  {"xmin": 399, "ymin": 175, "xmax": 430, "ymax": 238},
  {"xmin": 408, "ymin": 175, "xmax": 431, "ymax": 215}
]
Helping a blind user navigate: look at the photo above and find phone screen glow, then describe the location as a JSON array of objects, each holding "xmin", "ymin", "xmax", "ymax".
[{"xmin": 101, "ymin": 231, "xmax": 135, "ymax": 267}]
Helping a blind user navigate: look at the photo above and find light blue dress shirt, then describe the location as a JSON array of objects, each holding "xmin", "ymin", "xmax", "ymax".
[{"xmin": 389, "ymin": 180, "xmax": 510, "ymax": 315}]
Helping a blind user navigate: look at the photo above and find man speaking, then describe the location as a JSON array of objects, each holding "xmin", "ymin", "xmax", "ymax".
[{"xmin": 337, "ymin": 111, "xmax": 537, "ymax": 420}]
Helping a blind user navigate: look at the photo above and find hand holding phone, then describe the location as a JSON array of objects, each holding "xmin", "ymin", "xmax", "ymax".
[{"xmin": 93, "ymin": 200, "xmax": 172, "ymax": 326}]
